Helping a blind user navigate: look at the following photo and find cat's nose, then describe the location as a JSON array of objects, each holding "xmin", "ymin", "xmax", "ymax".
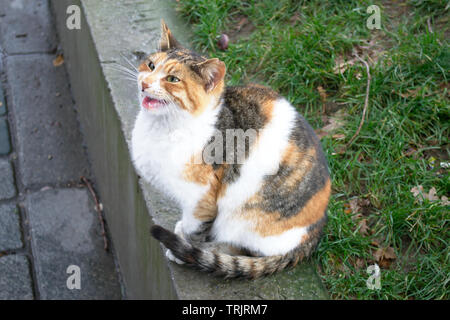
[{"xmin": 141, "ymin": 82, "xmax": 150, "ymax": 92}]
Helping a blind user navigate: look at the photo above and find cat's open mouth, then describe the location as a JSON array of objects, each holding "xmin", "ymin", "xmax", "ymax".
[{"xmin": 142, "ymin": 96, "xmax": 168, "ymax": 110}]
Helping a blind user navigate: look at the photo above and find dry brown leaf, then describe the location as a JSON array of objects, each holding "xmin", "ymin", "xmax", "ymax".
[
  {"xmin": 343, "ymin": 204, "xmax": 352, "ymax": 214},
  {"xmin": 349, "ymin": 198, "xmax": 359, "ymax": 211},
  {"xmin": 315, "ymin": 109, "xmax": 347, "ymax": 139},
  {"xmin": 53, "ymin": 55, "xmax": 64, "ymax": 67},
  {"xmin": 317, "ymin": 85, "xmax": 327, "ymax": 102},
  {"xmin": 384, "ymin": 247, "xmax": 396, "ymax": 260},
  {"xmin": 343, "ymin": 202, "xmax": 352, "ymax": 214},
  {"xmin": 332, "ymin": 133, "xmax": 346, "ymax": 140},
  {"xmin": 289, "ymin": 12, "xmax": 301, "ymax": 25},
  {"xmin": 398, "ymin": 88, "xmax": 421, "ymax": 99},
  {"xmin": 373, "ymin": 246, "xmax": 397, "ymax": 268},
  {"xmin": 355, "ymin": 258, "xmax": 365, "ymax": 269},
  {"xmin": 349, "ymin": 257, "xmax": 366, "ymax": 270},
  {"xmin": 360, "ymin": 198, "xmax": 371, "ymax": 208},
  {"xmin": 425, "ymin": 187, "xmax": 439, "ymax": 201},
  {"xmin": 371, "ymin": 239, "xmax": 381, "ymax": 247},
  {"xmin": 320, "ymin": 117, "xmax": 344, "ymax": 133},
  {"xmin": 333, "ymin": 56, "xmax": 357, "ymax": 74},
  {"xmin": 344, "ymin": 198, "xmax": 371, "ymax": 217},
  {"xmin": 410, "ymin": 185, "xmax": 424, "ymax": 200},
  {"xmin": 372, "ymin": 249, "xmax": 383, "ymax": 261},
  {"xmin": 236, "ymin": 17, "xmax": 248, "ymax": 30},
  {"xmin": 441, "ymin": 196, "xmax": 449, "ymax": 206},
  {"xmin": 379, "ymin": 259, "xmax": 392, "ymax": 268},
  {"xmin": 411, "ymin": 185, "xmax": 445, "ymax": 204},
  {"xmin": 346, "ymin": 198, "xmax": 372, "ymax": 234},
  {"xmin": 358, "ymin": 219, "xmax": 369, "ymax": 236}
]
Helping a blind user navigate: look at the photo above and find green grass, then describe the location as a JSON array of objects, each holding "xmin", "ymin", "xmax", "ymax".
[{"xmin": 176, "ymin": 0, "xmax": 450, "ymax": 299}]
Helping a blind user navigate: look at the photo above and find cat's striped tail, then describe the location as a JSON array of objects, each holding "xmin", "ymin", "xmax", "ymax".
[{"xmin": 150, "ymin": 225, "xmax": 318, "ymax": 279}]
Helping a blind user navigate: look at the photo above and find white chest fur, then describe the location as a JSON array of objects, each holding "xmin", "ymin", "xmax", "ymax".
[{"xmin": 131, "ymin": 104, "xmax": 219, "ymax": 213}]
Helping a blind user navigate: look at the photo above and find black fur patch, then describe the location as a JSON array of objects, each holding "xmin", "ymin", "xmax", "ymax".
[
  {"xmin": 245, "ymin": 114, "xmax": 330, "ymax": 218},
  {"xmin": 210, "ymin": 86, "xmax": 274, "ymax": 183},
  {"xmin": 166, "ymin": 48, "xmax": 206, "ymax": 65},
  {"xmin": 150, "ymin": 225, "xmax": 174, "ymax": 244},
  {"xmin": 151, "ymin": 225, "xmax": 204, "ymax": 266}
]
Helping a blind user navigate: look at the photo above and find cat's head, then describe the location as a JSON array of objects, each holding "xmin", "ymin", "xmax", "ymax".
[{"xmin": 137, "ymin": 20, "xmax": 226, "ymax": 116}]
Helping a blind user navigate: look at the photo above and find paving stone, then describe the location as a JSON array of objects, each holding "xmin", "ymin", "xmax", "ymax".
[
  {"xmin": 6, "ymin": 55, "xmax": 90, "ymax": 188},
  {"xmin": 0, "ymin": 159, "xmax": 16, "ymax": 200},
  {"xmin": 26, "ymin": 188, "xmax": 121, "ymax": 299},
  {"xmin": 0, "ymin": 254, "xmax": 34, "ymax": 300},
  {"xmin": 0, "ymin": 0, "xmax": 57, "ymax": 54},
  {"xmin": 0, "ymin": 118, "xmax": 11, "ymax": 155},
  {"xmin": 0, "ymin": 203, "xmax": 22, "ymax": 251}
]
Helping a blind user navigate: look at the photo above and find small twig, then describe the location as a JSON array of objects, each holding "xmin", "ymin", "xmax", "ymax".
[
  {"xmin": 344, "ymin": 51, "xmax": 371, "ymax": 149},
  {"xmin": 427, "ymin": 17, "xmax": 433, "ymax": 33},
  {"xmin": 81, "ymin": 176, "xmax": 108, "ymax": 251},
  {"xmin": 317, "ymin": 85, "xmax": 328, "ymax": 114}
]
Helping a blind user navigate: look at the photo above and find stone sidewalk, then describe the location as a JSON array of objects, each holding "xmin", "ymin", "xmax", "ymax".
[{"xmin": 0, "ymin": 0, "xmax": 122, "ymax": 299}]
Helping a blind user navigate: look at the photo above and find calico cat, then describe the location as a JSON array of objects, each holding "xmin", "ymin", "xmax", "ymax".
[{"xmin": 131, "ymin": 20, "xmax": 331, "ymax": 279}]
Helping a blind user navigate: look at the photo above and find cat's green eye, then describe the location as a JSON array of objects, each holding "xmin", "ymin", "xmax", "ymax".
[
  {"xmin": 148, "ymin": 61, "xmax": 155, "ymax": 71},
  {"xmin": 166, "ymin": 75, "xmax": 180, "ymax": 83}
]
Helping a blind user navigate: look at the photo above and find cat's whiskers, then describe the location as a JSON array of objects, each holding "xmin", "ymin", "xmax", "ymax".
[
  {"xmin": 119, "ymin": 52, "xmax": 139, "ymax": 73},
  {"xmin": 105, "ymin": 64, "xmax": 139, "ymax": 86},
  {"xmin": 164, "ymin": 95, "xmax": 185, "ymax": 125},
  {"xmin": 107, "ymin": 63, "xmax": 138, "ymax": 78},
  {"xmin": 159, "ymin": 93, "xmax": 179, "ymax": 123}
]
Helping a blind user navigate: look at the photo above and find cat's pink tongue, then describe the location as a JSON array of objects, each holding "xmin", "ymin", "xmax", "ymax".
[{"xmin": 142, "ymin": 97, "xmax": 162, "ymax": 109}]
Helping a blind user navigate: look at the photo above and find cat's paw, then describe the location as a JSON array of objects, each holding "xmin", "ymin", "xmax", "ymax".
[
  {"xmin": 165, "ymin": 249, "xmax": 185, "ymax": 265},
  {"xmin": 175, "ymin": 219, "xmax": 208, "ymax": 243}
]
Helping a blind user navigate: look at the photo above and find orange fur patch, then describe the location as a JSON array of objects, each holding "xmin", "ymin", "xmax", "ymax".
[
  {"xmin": 260, "ymin": 98, "xmax": 275, "ymax": 122},
  {"xmin": 183, "ymin": 159, "xmax": 226, "ymax": 222},
  {"xmin": 282, "ymin": 145, "xmax": 316, "ymax": 188},
  {"xmin": 242, "ymin": 178, "xmax": 331, "ymax": 236},
  {"xmin": 183, "ymin": 156, "xmax": 214, "ymax": 185}
]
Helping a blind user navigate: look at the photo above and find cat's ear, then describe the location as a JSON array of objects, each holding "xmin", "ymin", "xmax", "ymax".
[
  {"xmin": 159, "ymin": 19, "xmax": 182, "ymax": 51},
  {"xmin": 194, "ymin": 58, "xmax": 226, "ymax": 92}
]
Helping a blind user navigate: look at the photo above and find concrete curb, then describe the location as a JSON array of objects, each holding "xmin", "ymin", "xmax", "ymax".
[{"xmin": 50, "ymin": 0, "xmax": 328, "ymax": 299}]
